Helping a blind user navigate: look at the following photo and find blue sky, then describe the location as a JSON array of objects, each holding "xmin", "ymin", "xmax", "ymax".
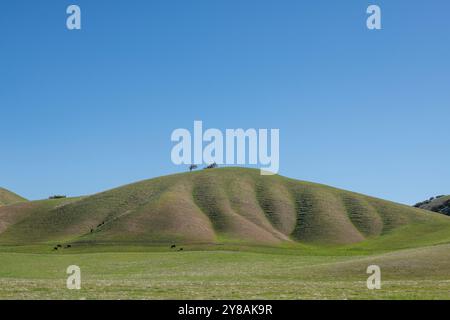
[{"xmin": 1, "ymin": 0, "xmax": 449, "ymax": 204}]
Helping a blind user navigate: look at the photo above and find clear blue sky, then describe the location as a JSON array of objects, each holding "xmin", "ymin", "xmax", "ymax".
[{"xmin": 1, "ymin": 0, "xmax": 449, "ymax": 204}]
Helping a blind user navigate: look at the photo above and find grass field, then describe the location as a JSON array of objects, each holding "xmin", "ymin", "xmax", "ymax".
[
  {"xmin": 1, "ymin": 168, "xmax": 449, "ymax": 299},
  {"xmin": 0, "ymin": 243, "xmax": 449, "ymax": 299}
]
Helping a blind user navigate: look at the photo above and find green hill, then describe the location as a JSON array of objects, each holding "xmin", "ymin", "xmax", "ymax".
[
  {"xmin": 0, "ymin": 188, "xmax": 27, "ymax": 207},
  {"xmin": 0, "ymin": 168, "xmax": 449, "ymax": 249}
]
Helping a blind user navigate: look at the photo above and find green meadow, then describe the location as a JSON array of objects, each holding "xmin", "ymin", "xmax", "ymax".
[{"xmin": 0, "ymin": 243, "xmax": 449, "ymax": 300}]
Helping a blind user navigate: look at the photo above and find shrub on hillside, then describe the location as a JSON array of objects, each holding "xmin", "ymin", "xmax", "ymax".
[
  {"xmin": 49, "ymin": 195, "xmax": 67, "ymax": 199},
  {"xmin": 204, "ymin": 162, "xmax": 218, "ymax": 169}
]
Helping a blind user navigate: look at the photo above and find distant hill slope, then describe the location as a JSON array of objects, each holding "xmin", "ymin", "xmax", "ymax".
[
  {"xmin": 414, "ymin": 195, "xmax": 450, "ymax": 216},
  {"xmin": 0, "ymin": 168, "xmax": 449, "ymax": 248},
  {"xmin": 0, "ymin": 188, "xmax": 27, "ymax": 207}
]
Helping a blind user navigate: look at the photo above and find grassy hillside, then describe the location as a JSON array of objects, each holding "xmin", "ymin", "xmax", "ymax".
[
  {"xmin": 0, "ymin": 188, "xmax": 27, "ymax": 207},
  {"xmin": 1, "ymin": 169, "xmax": 450, "ymax": 300},
  {"xmin": 0, "ymin": 168, "xmax": 449, "ymax": 250},
  {"xmin": 415, "ymin": 195, "xmax": 450, "ymax": 216}
]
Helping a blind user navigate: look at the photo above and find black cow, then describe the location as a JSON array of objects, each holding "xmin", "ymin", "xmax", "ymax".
[{"xmin": 171, "ymin": 244, "xmax": 176, "ymax": 249}]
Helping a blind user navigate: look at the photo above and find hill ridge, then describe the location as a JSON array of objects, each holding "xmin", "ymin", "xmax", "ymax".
[{"xmin": 0, "ymin": 187, "xmax": 27, "ymax": 207}]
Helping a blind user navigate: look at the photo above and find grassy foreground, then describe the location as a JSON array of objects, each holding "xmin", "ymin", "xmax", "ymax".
[{"xmin": 0, "ymin": 244, "xmax": 449, "ymax": 300}]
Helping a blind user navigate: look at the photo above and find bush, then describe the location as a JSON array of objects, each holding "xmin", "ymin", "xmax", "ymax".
[
  {"xmin": 49, "ymin": 195, "xmax": 67, "ymax": 199},
  {"xmin": 204, "ymin": 162, "xmax": 218, "ymax": 169}
]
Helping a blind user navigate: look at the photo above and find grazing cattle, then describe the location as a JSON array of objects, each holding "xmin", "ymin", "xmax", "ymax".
[
  {"xmin": 65, "ymin": 245, "xmax": 72, "ymax": 248},
  {"xmin": 57, "ymin": 244, "xmax": 62, "ymax": 248},
  {"xmin": 171, "ymin": 244, "xmax": 176, "ymax": 249},
  {"xmin": 90, "ymin": 229, "xmax": 93, "ymax": 233},
  {"xmin": 178, "ymin": 248, "xmax": 184, "ymax": 251},
  {"xmin": 53, "ymin": 247, "xmax": 58, "ymax": 251}
]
